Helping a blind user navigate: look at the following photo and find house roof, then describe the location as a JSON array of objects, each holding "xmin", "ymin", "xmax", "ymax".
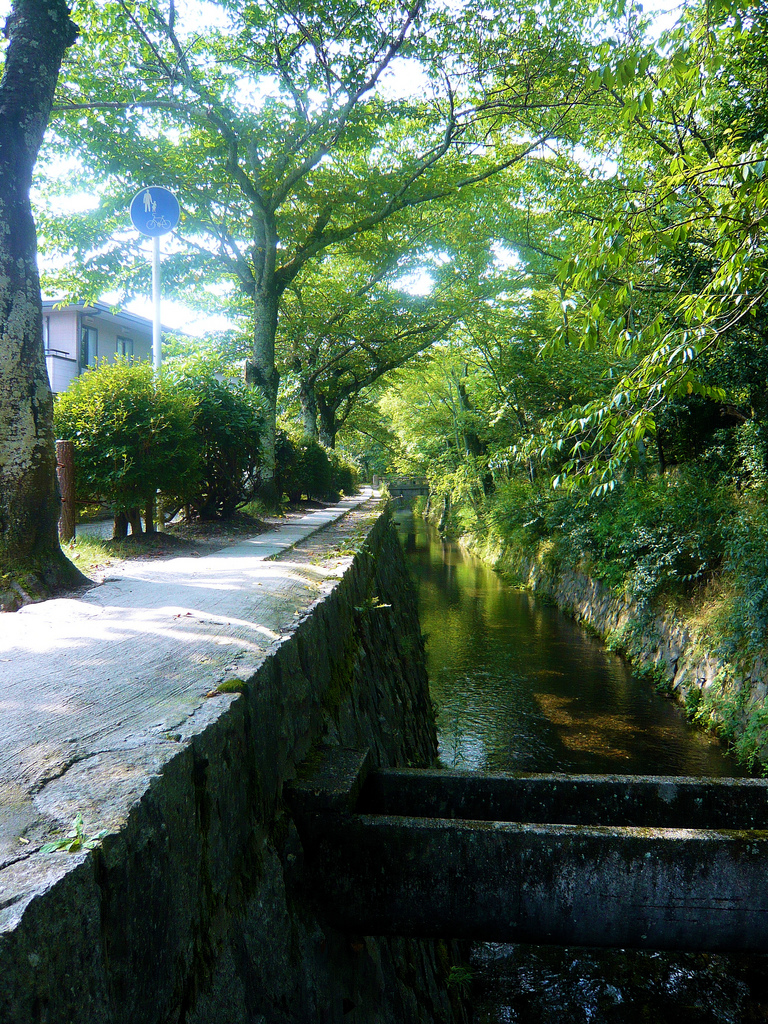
[{"xmin": 41, "ymin": 299, "xmax": 175, "ymax": 334}]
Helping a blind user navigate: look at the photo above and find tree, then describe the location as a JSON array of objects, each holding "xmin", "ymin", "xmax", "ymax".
[
  {"xmin": 54, "ymin": 360, "xmax": 199, "ymax": 536},
  {"xmin": 177, "ymin": 366, "xmax": 264, "ymax": 519},
  {"xmin": 39, "ymin": 0, "xmax": 594, "ymax": 498},
  {"xmin": 0, "ymin": 0, "xmax": 81, "ymax": 609},
  {"xmin": 521, "ymin": 0, "xmax": 768, "ymax": 492},
  {"xmin": 280, "ymin": 234, "xmax": 480, "ymax": 448}
]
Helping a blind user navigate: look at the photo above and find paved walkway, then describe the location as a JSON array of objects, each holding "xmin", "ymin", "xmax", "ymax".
[{"xmin": 0, "ymin": 489, "xmax": 374, "ymax": 875}]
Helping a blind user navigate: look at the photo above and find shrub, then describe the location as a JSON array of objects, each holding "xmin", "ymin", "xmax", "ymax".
[
  {"xmin": 177, "ymin": 371, "xmax": 263, "ymax": 519},
  {"xmin": 276, "ymin": 432, "xmax": 339, "ymax": 501},
  {"xmin": 55, "ymin": 359, "xmax": 198, "ymax": 532},
  {"xmin": 274, "ymin": 430, "xmax": 299, "ymax": 501},
  {"xmin": 721, "ymin": 484, "xmax": 768, "ymax": 654},
  {"xmin": 298, "ymin": 438, "xmax": 333, "ymax": 499},
  {"xmin": 483, "ymin": 467, "xmax": 727, "ymax": 602},
  {"xmin": 274, "ymin": 435, "xmax": 359, "ymax": 502},
  {"xmin": 596, "ymin": 470, "xmax": 727, "ymax": 601},
  {"xmin": 329, "ymin": 449, "xmax": 359, "ymax": 496}
]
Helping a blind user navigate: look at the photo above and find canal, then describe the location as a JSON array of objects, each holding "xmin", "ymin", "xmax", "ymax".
[{"xmin": 395, "ymin": 511, "xmax": 768, "ymax": 1024}]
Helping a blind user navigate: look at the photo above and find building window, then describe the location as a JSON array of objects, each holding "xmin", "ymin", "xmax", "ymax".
[
  {"xmin": 43, "ymin": 316, "xmax": 50, "ymax": 354},
  {"xmin": 80, "ymin": 325, "xmax": 98, "ymax": 368},
  {"xmin": 117, "ymin": 336, "xmax": 134, "ymax": 358}
]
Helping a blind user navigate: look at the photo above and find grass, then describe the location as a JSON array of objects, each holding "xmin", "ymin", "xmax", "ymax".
[
  {"xmin": 62, "ymin": 536, "xmax": 122, "ymax": 579},
  {"xmin": 62, "ymin": 529, "xmax": 204, "ymax": 580}
]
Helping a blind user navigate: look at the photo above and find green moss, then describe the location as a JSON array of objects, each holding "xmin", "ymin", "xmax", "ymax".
[
  {"xmin": 323, "ymin": 636, "xmax": 359, "ymax": 712},
  {"xmin": 216, "ymin": 677, "xmax": 247, "ymax": 694}
]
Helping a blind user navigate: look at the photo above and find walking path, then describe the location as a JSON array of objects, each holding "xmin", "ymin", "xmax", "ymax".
[{"xmin": 0, "ymin": 489, "xmax": 374, "ymax": 878}]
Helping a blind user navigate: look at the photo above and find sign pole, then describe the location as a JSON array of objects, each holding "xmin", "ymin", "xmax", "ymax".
[
  {"xmin": 129, "ymin": 185, "xmax": 180, "ymax": 375},
  {"xmin": 152, "ymin": 234, "xmax": 161, "ymax": 372}
]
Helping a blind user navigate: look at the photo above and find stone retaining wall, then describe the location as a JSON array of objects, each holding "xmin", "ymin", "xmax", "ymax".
[{"xmin": 1, "ymin": 508, "xmax": 466, "ymax": 1024}]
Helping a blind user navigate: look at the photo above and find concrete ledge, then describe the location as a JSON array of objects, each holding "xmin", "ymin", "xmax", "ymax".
[
  {"xmin": 300, "ymin": 813, "xmax": 768, "ymax": 950},
  {"xmin": 286, "ymin": 747, "xmax": 372, "ymax": 815},
  {"xmin": 290, "ymin": 752, "xmax": 768, "ymax": 951},
  {"xmin": 361, "ymin": 769, "xmax": 768, "ymax": 829}
]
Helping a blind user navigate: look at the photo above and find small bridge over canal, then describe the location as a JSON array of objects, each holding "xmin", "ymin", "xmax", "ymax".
[
  {"xmin": 382, "ymin": 476, "xmax": 429, "ymax": 504},
  {"xmin": 287, "ymin": 748, "xmax": 768, "ymax": 953}
]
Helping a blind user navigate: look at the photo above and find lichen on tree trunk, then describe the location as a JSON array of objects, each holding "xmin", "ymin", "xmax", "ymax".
[
  {"xmin": 0, "ymin": 0, "xmax": 83, "ymax": 610},
  {"xmin": 318, "ymin": 396, "xmax": 337, "ymax": 450},
  {"xmin": 245, "ymin": 273, "xmax": 280, "ymax": 504},
  {"xmin": 299, "ymin": 378, "xmax": 319, "ymax": 440}
]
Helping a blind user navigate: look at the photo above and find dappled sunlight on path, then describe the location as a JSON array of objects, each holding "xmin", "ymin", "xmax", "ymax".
[{"xmin": 0, "ymin": 490, "xmax": 372, "ymax": 866}]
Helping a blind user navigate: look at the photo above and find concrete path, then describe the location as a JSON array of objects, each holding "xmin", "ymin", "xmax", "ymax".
[{"xmin": 0, "ymin": 489, "xmax": 374, "ymax": 877}]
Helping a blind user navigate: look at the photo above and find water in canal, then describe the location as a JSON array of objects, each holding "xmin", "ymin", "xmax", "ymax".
[{"xmin": 395, "ymin": 511, "xmax": 768, "ymax": 1024}]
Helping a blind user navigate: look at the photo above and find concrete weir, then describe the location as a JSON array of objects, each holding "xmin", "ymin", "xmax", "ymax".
[
  {"xmin": 0, "ymin": 494, "xmax": 466, "ymax": 1024},
  {"xmin": 288, "ymin": 750, "xmax": 768, "ymax": 952}
]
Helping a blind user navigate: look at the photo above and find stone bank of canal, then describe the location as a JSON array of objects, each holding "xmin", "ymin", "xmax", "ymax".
[{"xmin": 395, "ymin": 511, "xmax": 768, "ymax": 1024}]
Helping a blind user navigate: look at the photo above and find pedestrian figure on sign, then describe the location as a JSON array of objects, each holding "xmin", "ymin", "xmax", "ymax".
[{"xmin": 143, "ymin": 189, "xmax": 152, "ymax": 213}]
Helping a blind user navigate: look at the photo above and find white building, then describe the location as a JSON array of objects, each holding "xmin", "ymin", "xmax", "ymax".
[{"xmin": 43, "ymin": 300, "xmax": 154, "ymax": 394}]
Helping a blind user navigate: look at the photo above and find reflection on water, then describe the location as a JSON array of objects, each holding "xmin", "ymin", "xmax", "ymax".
[
  {"xmin": 397, "ymin": 512, "xmax": 739, "ymax": 777},
  {"xmin": 395, "ymin": 513, "xmax": 766, "ymax": 1024},
  {"xmin": 470, "ymin": 944, "xmax": 768, "ymax": 1024}
]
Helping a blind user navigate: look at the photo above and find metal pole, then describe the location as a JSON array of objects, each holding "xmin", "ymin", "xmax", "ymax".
[{"xmin": 152, "ymin": 234, "xmax": 161, "ymax": 372}]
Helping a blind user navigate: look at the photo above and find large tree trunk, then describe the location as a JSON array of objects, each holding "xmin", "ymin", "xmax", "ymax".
[
  {"xmin": 113, "ymin": 511, "xmax": 129, "ymax": 540},
  {"xmin": 128, "ymin": 507, "xmax": 143, "ymax": 537},
  {"xmin": 0, "ymin": 0, "xmax": 82, "ymax": 610},
  {"xmin": 317, "ymin": 395, "xmax": 337, "ymax": 449},
  {"xmin": 299, "ymin": 378, "xmax": 319, "ymax": 440},
  {"xmin": 244, "ymin": 214, "xmax": 280, "ymax": 504}
]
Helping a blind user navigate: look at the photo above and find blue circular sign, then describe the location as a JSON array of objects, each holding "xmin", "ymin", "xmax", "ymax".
[{"xmin": 130, "ymin": 186, "xmax": 180, "ymax": 237}]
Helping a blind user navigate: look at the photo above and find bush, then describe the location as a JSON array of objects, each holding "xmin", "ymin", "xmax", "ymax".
[
  {"xmin": 721, "ymin": 484, "xmax": 768, "ymax": 654},
  {"xmin": 275, "ymin": 433, "xmax": 359, "ymax": 502},
  {"xmin": 329, "ymin": 449, "xmax": 359, "ymax": 496},
  {"xmin": 297, "ymin": 438, "xmax": 333, "ymax": 499},
  {"xmin": 484, "ymin": 467, "xmax": 727, "ymax": 602},
  {"xmin": 591, "ymin": 470, "xmax": 727, "ymax": 600},
  {"xmin": 55, "ymin": 360, "xmax": 198, "ymax": 532},
  {"xmin": 178, "ymin": 372, "xmax": 263, "ymax": 519},
  {"xmin": 275, "ymin": 432, "xmax": 325, "ymax": 501}
]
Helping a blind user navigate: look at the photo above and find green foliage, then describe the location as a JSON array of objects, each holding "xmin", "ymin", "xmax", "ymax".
[
  {"xmin": 731, "ymin": 701, "xmax": 768, "ymax": 772},
  {"xmin": 591, "ymin": 472, "xmax": 727, "ymax": 601},
  {"xmin": 484, "ymin": 467, "xmax": 727, "ymax": 603},
  {"xmin": 54, "ymin": 360, "xmax": 198, "ymax": 517},
  {"xmin": 720, "ymin": 485, "xmax": 768, "ymax": 655},
  {"xmin": 328, "ymin": 450, "xmax": 360, "ymax": 497},
  {"xmin": 606, "ymin": 616, "xmax": 661, "ymax": 662},
  {"xmin": 446, "ymin": 964, "xmax": 474, "ymax": 997},
  {"xmin": 691, "ymin": 668, "xmax": 751, "ymax": 748},
  {"xmin": 299, "ymin": 439, "xmax": 333, "ymax": 500},
  {"xmin": 55, "ymin": 358, "xmax": 268, "ymax": 522},
  {"xmin": 41, "ymin": 813, "xmax": 108, "ymax": 854},
  {"xmin": 177, "ymin": 369, "xmax": 264, "ymax": 519},
  {"xmin": 519, "ymin": 0, "xmax": 768, "ymax": 492},
  {"xmin": 280, "ymin": 213, "xmax": 497, "ymax": 447},
  {"xmin": 275, "ymin": 432, "xmax": 358, "ymax": 502},
  {"xmin": 276, "ymin": 434, "xmax": 331, "ymax": 502},
  {"xmin": 684, "ymin": 686, "xmax": 702, "ymax": 718},
  {"xmin": 37, "ymin": 0, "xmax": 601, "ymax": 490}
]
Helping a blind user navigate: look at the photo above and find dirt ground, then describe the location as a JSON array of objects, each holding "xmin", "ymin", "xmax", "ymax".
[
  {"xmin": 72, "ymin": 496, "xmax": 380, "ymax": 582},
  {"xmin": 281, "ymin": 499, "xmax": 380, "ymax": 569}
]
